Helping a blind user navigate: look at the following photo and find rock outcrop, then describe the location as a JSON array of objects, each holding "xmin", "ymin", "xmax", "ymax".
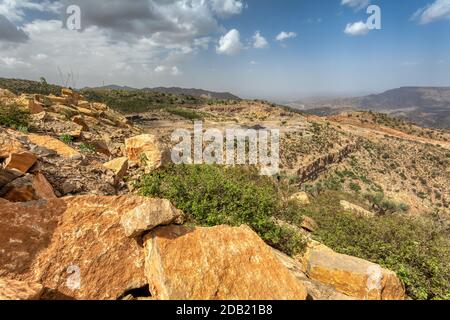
[
  {"xmin": 143, "ymin": 225, "xmax": 308, "ymax": 300},
  {"xmin": 0, "ymin": 278, "xmax": 43, "ymax": 300},
  {"xmin": 340, "ymin": 200, "xmax": 375, "ymax": 218},
  {"xmin": 0, "ymin": 196, "xmax": 186, "ymax": 300},
  {"xmin": 103, "ymin": 157, "xmax": 128, "ymax": 184},
  {"xmin": 290, "ymin": 192, "xmax": 310, "ymax": 205},
  {"xmin": 272, "ymin": 249, "xmax": 355, "ymax": 300},
  {"xmin": 125, "ymin": 134, "xmax": 168, "ymax": 171},
  {"xmin": 299, "ymin": 241, "xmax": 405, "ymax": 300},
  {"xmin": 2, "ymin": 151, "xmax": 37, "ymax": 173},
  {"xmin": 296, "ymin": 144, "xmax": 358, "ymax": 183},
  {"xmin": 27, "ymin": 134, "xmax": 81, "ymax": 159},
  {"xmin": 120, "ymin": 199, "xmax": 183, "ymax": 238},
  {"xmin": 0, "ymin": 172, "xmax": 56, "ymax": 202}
]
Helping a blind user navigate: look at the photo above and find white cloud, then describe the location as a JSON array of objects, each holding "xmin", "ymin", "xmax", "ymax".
[
  {"xmin": 155, "ymin": 65, "xmax": 182, "ymax": 76},
  {"xmin": 341, "ymin": 0, "xmax": 370, "ymax": 10},
  {"xmin": 0, "ymin": 0, "xmax": 250, "ymax": 86},
  {"xmin": 170, "ymin": 66, "xmax": 181, "ymax": 76},
  {"xmin": 275, "ymin": 31, "xmax": 297, "ymax": 41},
  {"xmin": 252, "ymin": 31, "xmax": 268, "ymax": 49},
  {"xmin": 0, "ymin": 19, "xmax": 187, "ymax": 86},
  {"xmin": 412, "ymin": 0, "xmax": 450, "ymax": 24},
  {"xmin": 210, "ymin": 0, "xmax": 244, "ymax": 18},
  {"xmin": 0, "ymin": 0, "xmax": 62, "ymax": 22},
  {"xmin": 216, "ymin": 29, "xmax": 243, "ymax": 55},
  {"xmin": 344, "ymin": 21, "xmax": 370, "ymax": 36},
  {"xmin": 154, "ymin": 65, "xmax": 167, "ymax": 73},
  {"xmin": 0, "ymin": 56, "xmax": 31, "ymax": 68}
]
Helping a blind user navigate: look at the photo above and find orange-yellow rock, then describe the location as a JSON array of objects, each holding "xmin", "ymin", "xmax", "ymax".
[
  {"xmin": 27, "ymin": 134, "xmax": 81, "ymax": 159},
  {"xmin": 144, "ymin": 225, "xmax": 308, "ymax": 300},
  {"xmin": 1, "ymin": 172, "xmax": 56, "ymax": 202},
  {"xmin": 290, "ymin": 192, "xmax": 310, "ymax": 205},
  {"xmin": 15, "ymin": 96, "xmax": 44, "ymax": 114},
  {"xmin": 340, "ymin": 200, "xmax": 375, "ymax": 218},
  {"xmin": 0, "ymin": 130, "xmax": 26, "ymax": 158},
  {"xmin": 0, "ymin": 88, "xmax": 16, "ymax": 100},
  {"xmin": 103, "ymin": 157, "xmax": 128, "ymax": 182},
  {"xmin": 0, "ymin": 196, "xmax": 170, "ymax": 299},
  {"xmin": 125, "ymin": 134, "xmax": 168, "ymax": 171},
  {"xmin": 120, "ymin": 198, "xmax": 183, "ymax": 238},
  {"xmin": 76, "ymin": 107, "xmax": 95, "ymax": 116},
  {"xmin": 48, "ymin": 95, "xmax": 69, "ymax": 105},
  {"xmin": 3, "ymin": 151, "xmax": 37, "ymax": 173},
  {"xmin": 301, "ymin": 243, "xmax": 405, "ymax": 300},
  {"xmin": 0, "ymin": 278, "xmax": 43, "ymax": 300}
]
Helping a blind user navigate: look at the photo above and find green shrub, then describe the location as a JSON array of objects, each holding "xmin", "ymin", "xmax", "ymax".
[
  {"xmin": 166, "ymin": 107, "xmax": 203, "ymax": 120},
  {"xmin": 349, "ymin": 182, "xmax": 361, "ymax": 192},
  {"xmin": 302, "ymin": 191, "xmax": 450, "ymax": 300},
  {"xmin": 364, "ymin": 192, "xmax": 409, "ymax": 215},
  {"xmin": 59, "ymin": 134, "xmax": 74, "ymax": 144},
  {"xmin": 0, "ymin": 103, "xmax": 30, "ymax": 130},
  {"xmin": 79, "ymin": 142, "xmax": 96, "ymax": 154},
  {"xmin": 0, "ymin": 77, "xmax": 61, "ymax": 96},
  {"xmin": 136, "ymin": 164, "xmax": 306, "ymax": 255}
]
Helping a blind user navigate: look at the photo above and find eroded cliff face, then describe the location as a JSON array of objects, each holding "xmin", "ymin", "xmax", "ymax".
[{"xmin": 296, "ymin": 143, "xmax": 358, "ymax": 183}]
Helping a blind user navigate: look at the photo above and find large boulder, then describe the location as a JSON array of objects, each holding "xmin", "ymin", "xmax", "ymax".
[
  {"xmin": 340, "ymin": 200, "xmax": 375, "ymax": 218},
  {"xmin": 144, "ymin": 225, "xmax": 308, "ymax": 300},
  {"xmin": 47, "ymin": 95, "xmax": 70, "ymax": 105},
  {"xmin": 15, "ymin": 95, "xmax": 44, "ymax": 114},
  {"xmin": 120, "ymin": 199, "xmax": 183, "ymax": 238},
  {"xmin": 300, "ymin": 216, "xmax": 318, "ymax": 232},
  {"xmin": 0, "ymin": 168, "xmax": 23, "ymax": 188},
  {"xmin": 0, "ymin": 278, "xmax": 43, "ymax": 300},
  {"xmin": 0, "ymin": 88, "xmax": 16, "ymax": 101},
  {"xmin": 0, "ymin": 196, "xmax": 178, "ymax": 299},
  {"xmin": 0, "ymin": 130, "xmax": 26, "ymax": 158},
  {"xmin": 0, "ymin": 172, "xmax": 56, "ymax": 202},
  {"xmin": 2, "ymin": 151, "xmax": 37, "ymax": 173},
  {"xmin": 103, "ymin": 157, "xmax": 128, "ymax": 183},
  {"xmin": 125, "ymin": 134, "xmax": 168, "ymax": 171},
  {"xmin": 272, "ymin": 249, "xmax": 355, "ymax": 300},
  {"xmin": 27, "ymin": 134, "xmax": 81, "ymax": 159},
  {"xmin": 290, "ymin": 192, "xmax": 310, "ymax": 205},
  {"xmin": 299, "ymin": 241, "xmax": 405, "ymax": 300}
]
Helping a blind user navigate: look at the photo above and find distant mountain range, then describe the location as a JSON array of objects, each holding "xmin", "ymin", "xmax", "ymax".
[
  {"xmin": 287, "ymin": 87, "xmax": 450, "ymax": 130},
  {"xmin": 86, "ymin": 85, "xmax": 240, "ymax": 100}
]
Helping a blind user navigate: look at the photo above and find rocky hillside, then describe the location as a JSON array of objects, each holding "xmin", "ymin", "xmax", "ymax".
[
  {"xmin": 85, "ymin": 85, "xmax": 240, "ymax": 101},
  {"xmin": 0, "ymin": 84, "xmax": 448, "ymax": 300},
  {"xmin": 291, "ymin": 87, "xmax": 450, "ymax": 130}
]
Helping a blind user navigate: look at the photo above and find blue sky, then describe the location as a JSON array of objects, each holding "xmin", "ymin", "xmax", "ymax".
[{"xmin": 0, "ymin": 0, "xmax": 449, "ymax": 100}]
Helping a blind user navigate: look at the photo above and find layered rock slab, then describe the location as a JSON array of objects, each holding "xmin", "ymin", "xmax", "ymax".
[
  {"xmin": 0, "ymin": 196, "xmax": 180, "ymax": 299},
  {"xmin": 301, "ymin": 242, "xmax": 405, "ymax": 300},
  {"xmin": 144, "ymin": 225, "xmax": 308, "ymax": 300},
  {"xmin": 0, "ymin": 278, "xmax": 43, "ymax": 300}
]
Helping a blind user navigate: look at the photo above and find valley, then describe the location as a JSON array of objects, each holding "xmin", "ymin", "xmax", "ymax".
[{"xmin": 0, "ymin": 78, "xmax": 448, "ymax": 300}]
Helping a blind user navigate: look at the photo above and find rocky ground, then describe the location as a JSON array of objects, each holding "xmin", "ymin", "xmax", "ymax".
[{"xmin": 1, "ymin": 86, "xmax": 447, "ymax": 300}]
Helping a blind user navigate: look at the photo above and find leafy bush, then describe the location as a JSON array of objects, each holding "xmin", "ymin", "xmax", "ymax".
[
  {"xmin": 364, "ymin": 192, "xmax": 410, "ymax": 215},
  {"xmin": 79, "ymin": 142, "xmax": 96, "ymax": 154},
  {"xmin": 166, "ymin": 107, "xmax": 203, "ymax": 120},
  {"xmin": 0, "ymin": 77, "xmax": 61, "ymax": 96},
  {"xmin": 349, "ymin": 182, "xmax": 361, "ymax": 192},
  {"xmin": 81, "ymin": 89, "xmax": 205, "ymax": 114},
  {"xmin": 59, "ymin": 134, "xmax": 74, "ymax": 144},
  {"xmin": 136, "ymin": 164, "xmax": 306, "ymax": 255},
  {"xmin": 301, "ymin": 191, "xmax": 450, "ymax": 300},
  {"xmin": 0, "ymin": 103, "xmax": 30, "ymax": 130}
]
